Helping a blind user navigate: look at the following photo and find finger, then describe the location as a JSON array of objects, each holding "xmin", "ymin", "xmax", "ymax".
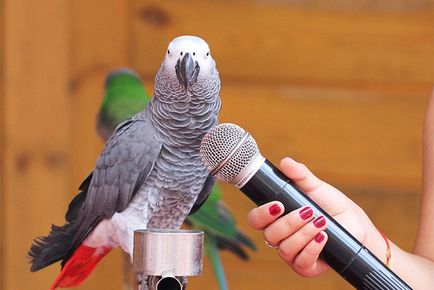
[
  {"xmin": 278, "ymin": 215, "xmax": 328, "ymax": 264},
  {"xmin": 263, "ymin": 206, "xmax": 315, "ymax": 247},
  {"xmin": 279, "ymin": 157, "xmax": 324, "ymax": 193},
  {"xmin": 247, "ymin": 201, "xmax": 284, "ymax": 230},
  {"xmin": 292, "ymin": 232, "xmax": 329, "ymax": 277},
  {"xmin": 280, "ymin": 157, "xmax": 349, "ymax": 215}
]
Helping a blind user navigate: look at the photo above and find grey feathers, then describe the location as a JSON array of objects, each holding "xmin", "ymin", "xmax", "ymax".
[
  {"xmin": 28, "ymin": 36, "xmax": 222, "ymax": 274},
  {"xmin": 29, "ymin": 112, "xmax": 163, "ymax": 270},
  {"xmin": 28, "ymin": 222, "xmax": 78, "ymax": 271},
  {"xmin": 84, "ymin": 113, "xmax": 162, "ymax": 218}
]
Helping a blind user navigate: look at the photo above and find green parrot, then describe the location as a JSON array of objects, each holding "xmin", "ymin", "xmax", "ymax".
[{"xmin": 97, "ymin": 68, "xmax": 256, "ymax": 290}]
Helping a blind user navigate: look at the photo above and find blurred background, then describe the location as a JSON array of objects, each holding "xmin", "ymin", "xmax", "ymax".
[{"xmin": 0, "ymin": 0, "xmax": 433, "ymax": 289}]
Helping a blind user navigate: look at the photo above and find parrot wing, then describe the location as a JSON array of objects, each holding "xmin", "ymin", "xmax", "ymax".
[
  {"xmin": 28, "ymin": 115, "xmax": 163, "ymax": 271},
  {"xmin": 65, "ymin": 116, "xmax": 162, "ymax": 262},
  {"xmin": 85, "ymin": 117, "xmax": 161, "ymax": 216},
  {"xmin": 64, "ymin": 172, "xmax": 93, "ymax": 222}
]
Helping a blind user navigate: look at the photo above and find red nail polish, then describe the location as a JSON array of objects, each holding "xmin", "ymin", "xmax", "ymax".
[
  {"xmin": 299, "ymin": 206, "xmax": 313, "ymax": 220},
  {"xmin": 269, "ymin": 204, "xmax": 282, "ymax": 216},
  {"xmin": 315, "ymin": 232, "xmax": 325, "ymax": 243},
  {"xmin": 313, "ymin": 216, "xmax": 326, "ymax": 228}
]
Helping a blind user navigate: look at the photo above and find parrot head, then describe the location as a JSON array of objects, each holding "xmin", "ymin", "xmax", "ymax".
[
  {"xmin": 104, "ymin": 67, "xmax": 142, "ymax": 89},
  {"xmin": 159, "ymin": 35, "xmax": 217, "ymax": 91}
]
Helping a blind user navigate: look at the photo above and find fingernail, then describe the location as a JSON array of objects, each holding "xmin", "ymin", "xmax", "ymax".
[
  {"xmin": 315, "ymin": 232, "xmax": 325, "ymax": 243},
  {"xmin": 299, "ymin": 206, "xmax": 313, "ymax": 220},
  {"xmin": 269, "ymin": 204, "xmax": 282, "ymax": 216},
  {"xmin": 313, "ymin": 216, "xmax": 326, "ymax": 228}
]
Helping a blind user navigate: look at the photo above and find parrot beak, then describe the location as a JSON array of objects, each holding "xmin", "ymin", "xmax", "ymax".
[{"xmin": 176, "ymin": 52, "xmax": 200, "ymax": 89}]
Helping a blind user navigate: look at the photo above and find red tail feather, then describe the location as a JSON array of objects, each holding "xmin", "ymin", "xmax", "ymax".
[{"xmin": 50, "ymin": 245, "xmax": 112, "ymax": 289}]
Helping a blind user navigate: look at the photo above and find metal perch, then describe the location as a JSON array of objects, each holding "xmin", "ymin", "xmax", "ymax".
[{"xmin": 133, "ymin": 229, "xmax": 204, "ymax": 290}]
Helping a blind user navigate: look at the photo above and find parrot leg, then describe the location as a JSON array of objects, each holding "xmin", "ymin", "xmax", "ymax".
[
  {"xmin": 137, "ymin": 275, "xmax": 149, "ymax": 290},
  {"xmin": 180, "ymin": 276, "xmax": 188, "ymax": 289}
]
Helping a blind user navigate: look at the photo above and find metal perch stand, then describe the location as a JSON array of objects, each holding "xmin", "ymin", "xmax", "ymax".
[{"xmin": 133, "ymin": 229, "xmax": 204, "ymax": 290}]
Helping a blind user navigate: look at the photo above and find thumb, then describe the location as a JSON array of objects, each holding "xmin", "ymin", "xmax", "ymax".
[
  {"xmin": 279, "ymin": 157, "xmax": 349, "ymax": 216},
  {"xmin": 279, "ymin": 157, "xmax": 324, "ymax": 193}
]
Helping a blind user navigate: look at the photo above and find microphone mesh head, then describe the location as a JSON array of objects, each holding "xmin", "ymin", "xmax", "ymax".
[{"xmin": 200, "ymin": 123, "xmax": 260, "ymax": 183}]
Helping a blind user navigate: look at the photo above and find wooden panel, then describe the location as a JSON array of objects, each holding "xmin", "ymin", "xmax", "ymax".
[
  {"xmin": 220, "ymin": 83, "xmax": 428, "ymax": 193},
  {"xmin": 1, "ymin": 1, "xmax": 71, "ymax": 289},
  {"xmin": 0, "ymin": 0, "xmax": 5, "ymax": 286},
  {"xmin": 69, "ymin": 0, "xmax": 130, "ymax": 289},
  {"xmin": 132, "ymin": 0, "xmax": 432, "ymax": 87},
  {"xmin": 1, "ymin": 0, "xmax": 130, "ymax": 289},
  {"xmin": 70, "ymin": 0, "xmax": 131, "ymax": 187}
]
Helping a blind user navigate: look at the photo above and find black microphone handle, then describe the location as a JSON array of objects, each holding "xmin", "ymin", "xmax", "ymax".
[{"xmin": 240, "ymin": 160, "xmax": 411, "ymax": 290}]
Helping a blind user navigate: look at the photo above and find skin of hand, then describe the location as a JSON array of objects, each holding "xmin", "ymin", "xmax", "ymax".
[
  {"xmin": 247, "ymin": 157, "xmax": 384, "ymax": 278},
  {"xmin": 415, "ymin": 89, "xmax": 434, "ymax": 260},
  {"xmin": 247, "ymin": 157, "xmax": 434, "ymax": 289}
]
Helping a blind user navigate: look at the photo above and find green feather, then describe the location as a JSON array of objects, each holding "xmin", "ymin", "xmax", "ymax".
[
  {"xmin": 97, "ymin": 68, "xmax": 150, "ymax": 140},
  {"xmin": 205, "ymin": 235, "xmax": 228, "ymax": 290}
]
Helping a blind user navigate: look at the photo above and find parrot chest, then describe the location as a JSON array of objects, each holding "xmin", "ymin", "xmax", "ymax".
[
  {"xmin": 117, "ymin": 145, "xmax": 208, "ymax": 228},
  {"xmin": 143, "ymin": 146, "xmax": 208, "ymax": 227}
]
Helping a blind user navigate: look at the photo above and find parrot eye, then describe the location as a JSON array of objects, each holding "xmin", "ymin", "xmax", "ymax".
[
  {"xmin": 206, "ymin": 52, "xmax": 210, "ymax": 56},
  {"xmin": 180, "ymin": 52, "xmax": 183, "ymax": 56},
  {"xmin": 193, "ymin": 52, "xmax": 196, "ymax": 56},
  {"xmin": 167, "ymin": 50, "xmax": 170, "ymax": 55}
]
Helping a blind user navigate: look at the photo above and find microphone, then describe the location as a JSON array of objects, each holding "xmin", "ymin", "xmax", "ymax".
[{"xmin": 200, "ymin": 123, "xmax": 411, "ymax": 290}]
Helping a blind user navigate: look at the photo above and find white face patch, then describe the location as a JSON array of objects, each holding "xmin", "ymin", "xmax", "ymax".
[{"xmin": 163, "ymin": 35, "xmax": 214, "ymax": 79}]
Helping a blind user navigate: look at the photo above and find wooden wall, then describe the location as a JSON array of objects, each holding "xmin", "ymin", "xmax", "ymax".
[{"xmin": 0, "ymin": 0, "xmax": 432, "ymax": 289}]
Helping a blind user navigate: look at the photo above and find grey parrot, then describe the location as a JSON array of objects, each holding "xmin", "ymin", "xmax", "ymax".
[{"xmin": 28, "ymin": 35, "xmax": 221, "ymax": 289}]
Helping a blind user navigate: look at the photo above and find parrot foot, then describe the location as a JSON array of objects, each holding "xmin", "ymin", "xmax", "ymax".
[{"xmin": 137, "ymin": 275, "xmax": 149, "ymax": 290}]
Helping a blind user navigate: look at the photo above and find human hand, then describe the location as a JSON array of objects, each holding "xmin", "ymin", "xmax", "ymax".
[{"xmin": 247, "ymin": 157, "xmax": 382, "ymax": 277}]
